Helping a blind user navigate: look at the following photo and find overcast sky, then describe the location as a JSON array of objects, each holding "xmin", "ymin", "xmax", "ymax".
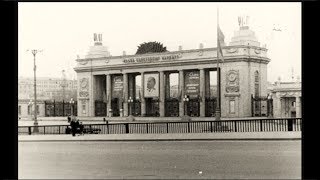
[{"xmin": 18, "ymin": 2, "xmax": 301, "ymax": 83}]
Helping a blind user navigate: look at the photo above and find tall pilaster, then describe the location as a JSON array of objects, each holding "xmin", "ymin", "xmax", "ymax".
[
  {"xmin": 106, "ymin": 74, "xmax": 112, "ymax": 117},
  {"xmin": 140, "ymin": 72, "xmax": 146, "ymax": 116},
  {"xmin": 296, "ymin": 96, "xmax": 301, "ymax": 118},
  {"xmin": 179, "ymin": 70, "xmax": 185, "ymax": 116},
  {"xmin": 159, "ymin": 71, "xmax": 165, "ymax": 117},
  {"xmin": 199, "ymin": 69, "xmax": 205, "ymax": 117},
  {"xmin": 273, "ymin": 93, "xmax": 281, "ymax": 118},
  {"xmin": 123, "ymin": 73, "xmax": 128, "ymax": 117}
]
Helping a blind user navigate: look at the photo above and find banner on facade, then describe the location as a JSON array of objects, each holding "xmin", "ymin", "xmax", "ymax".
[
  {"xmin": 144, "ymin": 73, "xmax": 159, "ymax": 98},
  {"xmin": 185, "ymin": 71, "xmax": 200, "ymax": 98},
  {"xmin": 112, "ymin": 75, "xmax": 123, "ymax": 98}
]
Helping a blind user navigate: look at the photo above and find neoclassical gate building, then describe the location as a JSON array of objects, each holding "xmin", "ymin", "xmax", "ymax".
[{"xmin": 74, "ymin": 23, "xmax": 270, "ymax": 119}]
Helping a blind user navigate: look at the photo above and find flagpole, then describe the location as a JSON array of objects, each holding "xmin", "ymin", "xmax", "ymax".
[{"xmin": 216, "ymin": 6, "xmax": 221, "ymax": 121}]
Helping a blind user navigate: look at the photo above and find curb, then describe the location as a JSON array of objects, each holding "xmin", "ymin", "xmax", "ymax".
[
  {"xmin": 19, "ymin": 138, "xmax": 301, "ymax": 142},
  {"xmin": 18, "ymin": 132, "xmax": 301, "ymax": 142}
]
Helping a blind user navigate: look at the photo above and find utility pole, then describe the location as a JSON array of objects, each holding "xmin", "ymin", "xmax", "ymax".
[
  {"xmin": 61, "ymin": 70, "xmax": 67, "ymax": 102},
  {"xmin": 61, "ymin": 70, "xmax": 67, "ymax": 116}
]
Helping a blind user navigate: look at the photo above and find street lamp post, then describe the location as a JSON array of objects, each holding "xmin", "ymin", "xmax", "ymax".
[
  {"xmin": 128, "ymin": 96, "xmax": 133, "ymax": 116},
  {"xmin": 183, "ymin": 95, "xmax": 189, "ymax": 116},
  {"xmin": 70, "ymin": 98, "xmax": 75, "ymax": 119},
  {"xmin": 28, "ymin": 100, "xmax": 33, "ymax": 121},
  {"xmin": 27, "ymin": 49, "xmax": 42, "ymax": 133}
]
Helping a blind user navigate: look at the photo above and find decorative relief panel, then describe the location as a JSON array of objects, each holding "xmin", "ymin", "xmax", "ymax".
[
  {"xmin": 226, "ymin": 70, "xmax": 240, "ymax": 93},
  {"xmin": 81, "ymin": 100, "xmax": 86, "ymax": 105},
  {"xmin": 79, "ymin": 78, "xmax": 89, "ymax": 97}
]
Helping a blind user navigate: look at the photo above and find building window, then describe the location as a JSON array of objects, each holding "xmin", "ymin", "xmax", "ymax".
[
  {"xmin": 229, "ymin": 100, "xmax": 235, "ymax": 114},
  {"xmin": 18, "ymin": 106, "xmax": 21, "ymax": 115},
  {"xmin": 254, "ymin": 71, "xmax": 260, "ymax": 97}
]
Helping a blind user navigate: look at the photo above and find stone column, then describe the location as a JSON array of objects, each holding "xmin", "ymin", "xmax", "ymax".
[
  {"xmin": 165, "ymin": 72, "xmax": 171, "ymax": 99},
  {"xmin": 199, "ymin": 69, "xmax": 205, "ymax": 117},
  {"xmin": 179, "ymin": 70, "xmax": 185, "ymax": 116},
  {"xmin": 159, "ymin": 71, "xmax": 165, "ymax": 117},
  {"xmin": 106, "ymin": 74, "xmax": 112, "ymax": 117},
  {"xmin": 123, "ymin": 73, "xmax": 128, "ymax": 117},
  {"xmin": 90, "ymin": 75, "xmax": 96, "ymax": 117},
  {"xmin": 205, "ymin": 71, "xmax": 210, "ymax": 98},
  {"xmin": 296, "ymin": 96, "xmax": 301, "ymax": 118},
  {"xmin": 140, "ymin": 72, "xmax": 146, "ymax": 116}
]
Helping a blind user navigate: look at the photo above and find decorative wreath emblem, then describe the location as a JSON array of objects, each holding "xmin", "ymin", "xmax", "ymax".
[
  {"xmin": 79, "ymin": 60, "xmax": 88, "ymax": 65},
  {"xmin": 226, "ymin": 48, "xmax": 238, "ymax": 53},
  {"xmin": 228, "ymin": 72, "xmax": 237, "ymax": 82},
  {"xmin": 80, "ymin": 78, "xmax": 88, "ymax": 90}
]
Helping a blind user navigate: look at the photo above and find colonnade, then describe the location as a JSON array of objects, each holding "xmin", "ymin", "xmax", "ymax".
[{"xmin": 100, "ymin": 68, "xmax": 213, "ymax": 117}]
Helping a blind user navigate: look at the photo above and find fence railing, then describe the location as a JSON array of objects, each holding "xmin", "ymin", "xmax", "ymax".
[{"xmin": 18, "ymin": 118, "xmax": 302, "ymax": 135}]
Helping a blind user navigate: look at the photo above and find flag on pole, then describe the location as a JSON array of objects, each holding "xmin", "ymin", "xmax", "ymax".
[
  {"xmin": 217, "ymin": 25, "xmax": 225, "ymax": 62},
  {"xmin": 103, "ymin": 91, "xmax": 107, "ymax": 103},
  {"xmin": 138, "ymin": 90, "xmax": 141, "ymax": 101},
  {"xmin": 178, "ymin": 89, "xmax": 182, "ymax": 102}
]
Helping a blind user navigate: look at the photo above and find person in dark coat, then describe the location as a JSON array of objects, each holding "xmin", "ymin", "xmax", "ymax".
[
  {"xmin": 79, "ymin": 122, "xmax": 84, "ymax": 135},
  {"xmin": 67, "ymin": 115, "xmax": 71, "ymax": 123},
  {"xmin": 70, "ymin": 119, "xmax": 76, "ymax": 136},
  {"xmin": 75, "ymin": 120, "xmax": 80, "ymax": 135}
]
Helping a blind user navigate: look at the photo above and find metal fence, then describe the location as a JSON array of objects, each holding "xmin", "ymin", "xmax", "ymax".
[{"xmin": 18, "ymin": 118, "xmax": 302, "ymax": 135}]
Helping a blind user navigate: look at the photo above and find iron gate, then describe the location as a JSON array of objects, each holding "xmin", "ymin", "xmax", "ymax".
[
  {"xmin": 205, "ymin": 97, "xmax": 216, "ymax": 117},
  {"xmin": 165, "ymin": 98, "xmax": 179, "ymax": 117},
  {"xmin": 95, "ymin": 100, "xmax": 106, "ymax": 117}
]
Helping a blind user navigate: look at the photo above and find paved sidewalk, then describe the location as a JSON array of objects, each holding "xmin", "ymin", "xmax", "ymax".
[{"xmin": 19, "ymin": 131, "xmax": 301, "ymax": 142}]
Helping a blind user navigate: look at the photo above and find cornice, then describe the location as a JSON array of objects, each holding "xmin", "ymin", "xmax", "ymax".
[
  {"xmin": 76, "ymin": 44, "xmax": 268, "ymax": 62},
  {"xmin": 74, "ymin": 56, "xmax": 270, "ymax": 73}
]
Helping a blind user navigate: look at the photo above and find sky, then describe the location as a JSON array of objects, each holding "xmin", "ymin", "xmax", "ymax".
[{"xmin": 18, "ymin": 2, "xmax": 301, "ymax": 83}]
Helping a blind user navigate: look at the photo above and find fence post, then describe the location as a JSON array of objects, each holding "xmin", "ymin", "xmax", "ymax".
[
  {"xmin": 234, "ymin": 121, "xmax": 237, "ymax": 132},
  {"xmin": 146, "ymin": 123, "xmax": 149, "ymax": 134},
  {"xmin": 28, "ymin": 127, "xmax": 31, "ymax": 135},
  {"xmin": 59, "ymin": 126, "xmax": 61, "ymax": 134},
  {"xmin": 260, "ymin": 120, "xmax": 263, "ymax": 132},
  {"xmin": 210, "ymin": 121, "xmax": 213, "ymax": 132},
  {"xmin": 107, "ymin": 122, "xmax": 109, "ymax": 134},
  {"xmin": 44, "ymin": 126, "xmax": 45, "ymax": 135},
  {"xmin": 188, "ymin": 122, "xmax": 190, "ymax": 133},
  {"xmin": 125, "ymin": 123, "xmax": 129, "ymax": 134},
  {"xmin": 288, "ymin": 119, "xmax": 293, "ymax": 131},
  {"xmin": 166, "ymin": 123, "xmax": 169, "ymax": 133}
]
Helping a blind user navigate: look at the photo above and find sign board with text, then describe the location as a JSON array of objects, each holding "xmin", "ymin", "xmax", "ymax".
[
  {"xmin": 112, "ymin": 75, "xmax": 123, "ymax": 98},
  {"xmin": 185, "ymin": 71, "xmax": 200, "ymax": 98}
]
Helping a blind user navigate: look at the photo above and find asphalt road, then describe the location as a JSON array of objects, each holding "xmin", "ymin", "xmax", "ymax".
[{"xmin": 19, "ymin": 140, "xmax": 301, "ymax": 179}]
